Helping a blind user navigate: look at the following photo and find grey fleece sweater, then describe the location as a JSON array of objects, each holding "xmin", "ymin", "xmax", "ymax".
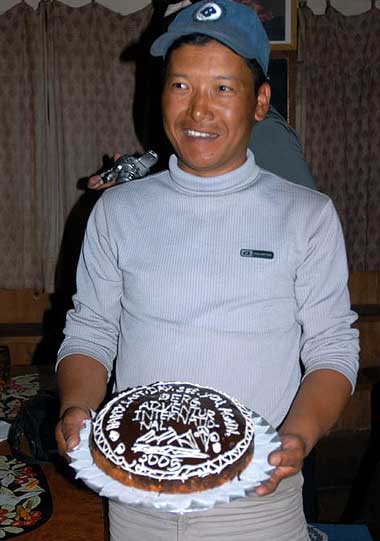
[{"xmin": 57, "ymin": 150, "xmax": 359, "ymax": 428}]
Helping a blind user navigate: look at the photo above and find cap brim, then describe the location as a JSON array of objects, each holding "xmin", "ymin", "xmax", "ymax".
[{"xmin": 150, "ymin": 31, "xmax": 183, "ymax": 57}]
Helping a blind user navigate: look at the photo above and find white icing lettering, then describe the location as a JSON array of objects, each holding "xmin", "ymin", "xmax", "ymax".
[
  {"xmin": 105, "ymin": 403, "xmax": 128, "ymax": 431},
  {"xmin": 219, "ymin": 407, "xmax": 240, "ymax": 436},
  {"xmin": 167, "ymin": 458, "xmax": 181, "ymax": 472},
  {"xmin": 115, "ymin": 443, "xmax": 125, "ymax": 454},
  {"xmin": 212, "ymin": 442, "xmax": 221, "ymax": 453},
  {"xmin": 201, "ymin": 392, "xmax": 227, "ymax": 408},
  {"xmin": 106, "ymin": 419, "xmax": 122, "ymax": 431},
  {"xmin": 93, "ymin": 382, "xmax": 254, "ymax": 484},
  {"xmin": 109, "ymin": 430, "xmax": 120, "ymax": 442}
]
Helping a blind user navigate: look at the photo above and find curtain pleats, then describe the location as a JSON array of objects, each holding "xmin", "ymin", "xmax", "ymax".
[
  {"xmin": 0, "ymin": 1, "xmax": 154, "ymax": 291},
  {"xmin": 0, "ymin": 3, "xmax": 43, "ymax": 288},
  {"xmin": 297, "ymin": 4, "xmax": 380, "ymax": 271}
]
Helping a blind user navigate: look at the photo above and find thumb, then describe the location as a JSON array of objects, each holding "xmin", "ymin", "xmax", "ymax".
[{"xmin": 59, "ymin": 407, "xmax": 91, "ymax": 452}]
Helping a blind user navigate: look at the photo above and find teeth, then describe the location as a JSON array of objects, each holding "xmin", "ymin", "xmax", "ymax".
[{"xmin": 185, "ymin": 129, "xmax": 217, "ymax": 139}]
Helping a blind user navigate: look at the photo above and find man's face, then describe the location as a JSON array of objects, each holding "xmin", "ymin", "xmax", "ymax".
[{"xmin": 162, "ymin": 40, "xmax": 257, "ymax": 177}]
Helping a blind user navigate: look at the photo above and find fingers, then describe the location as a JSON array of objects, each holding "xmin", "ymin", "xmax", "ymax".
[
  {"xmin": 256, "ymin": 434, "xmax": 306, "ymax": 496},
  {"xmin": 88, "ymin": 174, "xmax": 103, "ymax": 189},
  {"xmin": 255, "ymin": 465, "xmax": 293, "ymax": 496},
  {"xmin": 88, "ymin": 174, "xmax": 116, "ymax": 191},
  {"xmin": 55, "ymin": 407, "xmax": 91, "ymax": 459},
  {"xmin": 87, "ymin": 153, "xmax": 121, "ymax": 190},
  {"xmin": 270, "ymin": 434, "xmax": 306, "ymax": 471}
]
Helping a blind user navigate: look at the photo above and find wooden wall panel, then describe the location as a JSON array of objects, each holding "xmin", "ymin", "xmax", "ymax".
[
  {"xmin": 354, "ymin": 318, "xmax": 380, "ymax": 368},
  {"xmin": 0, "ymin": 289, "xmax": 50, "ymax": 324},
  {"xmin": 348, "ymin": 271, "xmax": 379, "ymax": 305}
]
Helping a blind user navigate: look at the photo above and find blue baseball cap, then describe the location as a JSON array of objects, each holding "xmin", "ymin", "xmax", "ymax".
[{"xmin": 150, "ymin": 0, "xmax": 270, "ymax": 75}]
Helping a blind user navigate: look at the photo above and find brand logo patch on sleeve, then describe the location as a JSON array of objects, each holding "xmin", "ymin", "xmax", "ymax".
[{"xmin": 240, "ymin": 249, "xmax": 274, "ymax": 259}]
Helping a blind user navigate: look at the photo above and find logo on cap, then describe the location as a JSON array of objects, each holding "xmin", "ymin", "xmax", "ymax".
[{"xmin": 195, "ymin": 3, "xmax": 223, "ymax": 22}]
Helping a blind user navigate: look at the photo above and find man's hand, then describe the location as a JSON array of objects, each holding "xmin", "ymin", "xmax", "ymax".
[
  {"xmin": 256, "ymin": 370, "xmax": 353, "ymax": 497},
  {"xmin": 55, "ymin": 406, "xmax": 91, "ymax": 459},
  {"xmin": 87, "ymin": 174, "xmax": 114, "ymax": 190},
  {"xmin": 255, "ymin": 433, "xmax": 306, "ymax": 496},
  {"xmin": 87, "ymin": 153, "xmax": 121, "ymax": 190}
]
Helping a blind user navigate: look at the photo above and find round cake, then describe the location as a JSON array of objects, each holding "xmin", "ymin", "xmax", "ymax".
[{"xmin": 91, "ymin": 382, "xmax": 254, "ymax": 494}]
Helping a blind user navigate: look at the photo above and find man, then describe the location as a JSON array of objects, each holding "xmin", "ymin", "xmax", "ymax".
[
  {"xmin": 56, "ymin": 1, "xmax": 359, "ymax": 540},
  {"xmin": 163, "ymin": 0, "xmax": 317, "ymax": 189},
  {"xmin": 88, "ymin": 2, "xmax": 316, "ymax": 192},
  {"xmin": 161, "ymin": 0, "xmax": 314, "ymax": 190}
]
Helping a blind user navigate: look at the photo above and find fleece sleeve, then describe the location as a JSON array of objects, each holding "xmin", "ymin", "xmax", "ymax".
[
  {"xmin": 56, "ymin": 196, "xmax": 122, "ymax": 376},
  {"xmin": 295, "ymin": 199, "xmax": 360, "ymax": 391}
]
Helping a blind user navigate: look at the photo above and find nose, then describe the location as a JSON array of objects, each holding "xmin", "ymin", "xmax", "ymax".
[{"xmin": 187, "ymin": 90, "xmax": 213, "ymax": 122}]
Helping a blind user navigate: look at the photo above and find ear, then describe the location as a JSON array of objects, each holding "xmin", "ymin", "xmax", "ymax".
[{"xmin": 254, "ymin": 82, "xmax": 271, "ymax": 122}]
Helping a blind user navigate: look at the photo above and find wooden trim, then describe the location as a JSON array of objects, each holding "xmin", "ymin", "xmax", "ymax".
[
  {"xmin": 270, "ymin": 0, "xmax": 298, "ymax": 51},
  {"xmin": 0, "ymin": 323, "xmax": 44, "ymax": 337}
]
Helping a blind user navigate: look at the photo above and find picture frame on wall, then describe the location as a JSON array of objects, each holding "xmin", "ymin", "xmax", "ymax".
[
  {"xmin": 268, "ymin": 51, "xmax": 297, "ymax": 127},
  {"xmin": 247, "ymin": 0, "xmax": 297, "ymax": 50}
]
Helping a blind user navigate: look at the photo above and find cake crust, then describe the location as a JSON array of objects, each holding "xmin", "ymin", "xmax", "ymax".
[{"xmin": 91, "ymin": 382, "xmax": 254, "ymax": 494}]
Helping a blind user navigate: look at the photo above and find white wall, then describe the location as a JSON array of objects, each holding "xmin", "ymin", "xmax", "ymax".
[{"xmin": 1, "ymin": 0, "xmax": 380, "ymax": 15}]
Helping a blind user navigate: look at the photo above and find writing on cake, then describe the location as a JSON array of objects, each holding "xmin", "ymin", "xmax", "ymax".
[{"xmin": 91, "ymin": 382, "xmax": 254, "ymax": 492}]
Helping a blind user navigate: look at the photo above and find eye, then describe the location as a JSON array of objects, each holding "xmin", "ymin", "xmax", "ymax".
[
  {"xmin": 218, "ymin": 84, "xmax": 234, "ymax": 94},
  {"xmin": 171, "ymin": 81, "xmax": 187, "ymax": 91}
]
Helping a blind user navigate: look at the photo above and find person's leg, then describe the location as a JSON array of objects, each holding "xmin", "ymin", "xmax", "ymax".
[
  {"xmin": 109, "ymin": 501, "xmax": 178, "ymax": 541},
  {"xmin": 109, "ymin": 473, "xmax": 309, "ymax": 541},
  {"xmin": 184, "ymin": 472, "xmax": 309, "ymax": 541}
]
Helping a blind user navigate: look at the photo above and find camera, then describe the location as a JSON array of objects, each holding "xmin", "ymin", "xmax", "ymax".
[{"xmin": 100, "ymin": 150, "xmax": 159, "ymax": 185}]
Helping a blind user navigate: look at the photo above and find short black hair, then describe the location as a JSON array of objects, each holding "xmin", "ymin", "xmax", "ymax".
[{"xmin": 162, "ymin": 33, "xmax": 268, "ymax": 96}]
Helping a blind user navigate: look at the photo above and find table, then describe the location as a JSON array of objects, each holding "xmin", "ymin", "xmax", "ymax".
[
  {"xmin": 0, "ymin": 365, "xmax": 106, "ymax": 541},
  {"xmin": 0, "ymin": 440, "xmax": 106, "ymax": 541}
]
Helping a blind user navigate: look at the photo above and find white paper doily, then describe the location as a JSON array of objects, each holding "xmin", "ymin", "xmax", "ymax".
[{"xmin": 68, "ymin": 412, "xmax": 281, "ymax": 513}]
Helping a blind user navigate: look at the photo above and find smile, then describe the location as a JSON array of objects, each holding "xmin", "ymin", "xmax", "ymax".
[{"xmin": 184, "ymin": 129, "xmax": 218, "ymax": 139}]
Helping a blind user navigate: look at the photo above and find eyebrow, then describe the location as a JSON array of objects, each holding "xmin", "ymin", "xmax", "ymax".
[
  {"xmin": 168, "ymin": 72, "xmax": 189, "ymax": 79},
  {"xmin": 168, "ymin": 72, "xmax": 239, "ymax": 82}
]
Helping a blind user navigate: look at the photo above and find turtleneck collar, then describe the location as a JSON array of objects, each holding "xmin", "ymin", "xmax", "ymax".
[{"xmin": 168, "ymin": 149, "xmax": 260, "ymax": 195}]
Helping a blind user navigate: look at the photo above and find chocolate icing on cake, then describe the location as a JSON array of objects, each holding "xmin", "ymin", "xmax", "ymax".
[{"xmin": 91, "ymin": 382, "xmax": 254, "ymax": 493}]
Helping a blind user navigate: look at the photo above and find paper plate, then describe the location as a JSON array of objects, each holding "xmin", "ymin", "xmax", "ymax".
[{"xmin": 69, "ymin": 411, "xmax": 281, "ymax": 513}]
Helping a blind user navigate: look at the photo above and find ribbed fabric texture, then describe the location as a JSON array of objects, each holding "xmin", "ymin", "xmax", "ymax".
[
  {"xmin": 109, "ymin": 473, "xmax": 308, "ymax": 541},
  {"xmin": 57, "ymin": 151, "xmax": 359, "ymax": 428}
]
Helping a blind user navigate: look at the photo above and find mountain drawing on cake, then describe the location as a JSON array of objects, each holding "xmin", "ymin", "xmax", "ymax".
[{"xmin": 132, "ymin": 427, "xmax": 209, "ymax": 459}]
